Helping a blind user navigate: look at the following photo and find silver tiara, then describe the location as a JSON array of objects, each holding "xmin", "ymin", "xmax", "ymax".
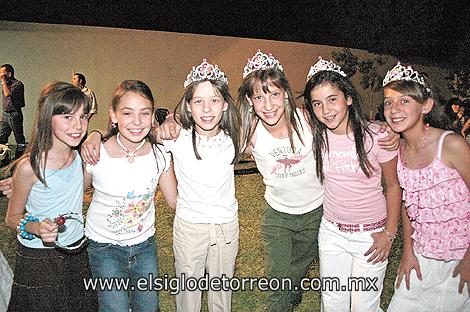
[
  {"xmin": 306, "ymin": 57, "xmax": 347, "ymax": 81},
  {"xmin": 382, "ymin": 62, "xmax": 429, "ymax": 91},
  {"xmin": 183, "ymin": 59, "xmax": 228, "ymax": 88},
  {"xmin": 242, "ymin": 49, "xmax": 284, "ymax": 78}
]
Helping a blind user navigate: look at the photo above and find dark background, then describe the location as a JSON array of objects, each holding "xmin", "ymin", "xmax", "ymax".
[{"xmin": 1, "ymin": 0, "xmax": 468, "ymax": 69}]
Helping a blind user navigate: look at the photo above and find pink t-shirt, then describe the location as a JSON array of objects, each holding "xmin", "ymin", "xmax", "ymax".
[{"xmin": 323, "ymin": 123, "xmax": 397, "ymax": 224}]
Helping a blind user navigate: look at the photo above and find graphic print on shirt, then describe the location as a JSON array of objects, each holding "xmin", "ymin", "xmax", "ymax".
[
  {"xmin": 107, "ymin": 178, "xmax": 158, "ymax": 234},
  {"xmin": 324, "ymin": 147, "xmax": 360, "ymax": 175},
  {"xmin": 269, "ymin": 146, "xmax": 306, "ymax": 178}
]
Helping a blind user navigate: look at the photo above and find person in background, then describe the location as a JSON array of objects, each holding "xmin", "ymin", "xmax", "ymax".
[
  {"xmin": 71, "ymin": 72, "xmax": 98, "ymax": 120},
  {"xmin": 0, "ymin": 64, "xmax": 27, "ymax": 159}
]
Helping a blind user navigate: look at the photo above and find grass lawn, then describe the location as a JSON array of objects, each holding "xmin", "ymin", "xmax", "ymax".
[{"xmin": 0, "ymin": 166, "xmax": 403, "ymax": 311}]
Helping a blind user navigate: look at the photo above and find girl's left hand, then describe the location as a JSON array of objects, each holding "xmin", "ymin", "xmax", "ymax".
[
  {"xmin": 0, "ymin": 177, "xmax": 13, "ymax": 198},
  {"xmin": 377, "ymin": 121, "xmax": 400, "ymax": 151},
  {"xmin": 364, "ymin": 231, "xmax": 393, "ymax": 264},
  {"xmin": 452, "ymin": 254, "xmax": 470, "ymax": 297}
]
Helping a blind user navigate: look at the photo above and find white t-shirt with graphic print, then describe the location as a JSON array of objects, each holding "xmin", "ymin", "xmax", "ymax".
[
  {"xmin": 251, "ymin": 109, "xmax": 323, "ymax": 215},
  {"xmin": 85, "ymin": 143, "xmax": 171, "ymax": 246}
]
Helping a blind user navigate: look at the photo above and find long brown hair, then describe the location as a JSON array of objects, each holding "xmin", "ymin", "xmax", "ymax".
[
  {"xmin": 237, "ymin": 68, "xmax": 304, "ymax": 153},
  {"xmin": 105, "ymin": 80, "xmax": 168, "ymax": 171},
  {"xmin": 174, "ymin": 79, "xmax": 241, "ymax": 164},
  {"xmin": 22, "ymin": 81, "xmax": 89, "ymax": 185},
  {"xmin": 302, "ymin": 71, "xmax": 375, "ymax": 183}
]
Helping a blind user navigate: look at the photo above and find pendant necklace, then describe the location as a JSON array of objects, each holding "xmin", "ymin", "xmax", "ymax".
[{"xmin": 116, "ymin": 133, "xmax": 146, "ymax": 163}]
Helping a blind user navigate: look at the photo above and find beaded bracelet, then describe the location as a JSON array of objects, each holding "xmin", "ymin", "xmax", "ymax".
[
  {"xmin": 17, "ymin": 213, "xmax": 39, "ymax": 240},
  {"xmin": 382, "ymin": 228, "xmax": 396, "ymax": 242}
]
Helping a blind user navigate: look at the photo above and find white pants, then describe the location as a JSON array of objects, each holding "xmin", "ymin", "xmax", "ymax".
[
  {"xmin": 173, "ymin": 216, "xmax": 239, "ymax": 312},
  {"xmin": 319, "ymin": 218, "xmax": 388, "ymax": 312},
  {"xmin": 387, "ymin": 253, "xmax": 470, "ymax": 312}
]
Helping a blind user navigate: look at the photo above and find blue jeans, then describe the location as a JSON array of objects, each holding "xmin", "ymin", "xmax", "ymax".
[{"xmin": 87, "ymin": 236, "xmax": 159, "ymax": 312}]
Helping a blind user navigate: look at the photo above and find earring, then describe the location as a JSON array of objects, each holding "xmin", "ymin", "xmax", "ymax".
[
  {"xmin": 422, "ymin": 110, "xmax": 427, "ymax": 114},
  {"xmin": 248, "ymin": 106, "xmax": 253, "ymax": 113},
  {"xmin": 112, "ymin": 122, "xmax": 117, "ymax": 128}
]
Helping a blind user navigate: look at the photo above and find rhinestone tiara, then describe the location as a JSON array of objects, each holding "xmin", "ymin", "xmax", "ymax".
[
  {"xmin": 306, "ymin": 57, "xmax": 347, "ymax": 81},
  {"xmin": 242, "ymin": 49, "xmax": 284, "ymax": 78},
  {"xmin": 382, "ymin": 62, "xmax": 429, "ymax": 90},
  {"xmin": 183, "ymin": 59, "xmax": 228, "ymax": 88}
]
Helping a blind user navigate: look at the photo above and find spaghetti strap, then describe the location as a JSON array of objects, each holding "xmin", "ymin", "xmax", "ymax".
[{"xmin": 437, "ymin": 131, "xmax": 454, "ymax": 160}]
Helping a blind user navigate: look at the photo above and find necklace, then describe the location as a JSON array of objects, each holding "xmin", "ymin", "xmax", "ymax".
[
  {"xmin": 116, "ymin": 133, "xmax": 146, "ymax": 163},
  {"xmin": 402, "ymin": 123, "xmax": 429, "ymax": 168}
]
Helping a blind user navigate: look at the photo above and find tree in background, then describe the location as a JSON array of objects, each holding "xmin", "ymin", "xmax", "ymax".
[
  {"xmin": 331, "ymin": 48, "xmax": 389, "ymax": 120},
  {"xmin": 445, "ymin": 70, "xmax": 470, "ymax": 99}
]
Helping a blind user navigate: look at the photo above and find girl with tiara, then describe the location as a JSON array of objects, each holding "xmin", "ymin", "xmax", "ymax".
[
  {"xmin": 84, "ymin": 80, "xmax": 177, "ymax": 312},
  {"xmin": 156, "ymin": 51, "xmax": 399, "ymax": 311},
  {"xmin": 382, "ymin": 63, "xmax": 470, "ymax": 311},
  {"xmin": 237, "ymin": 50, "xmax": 324, "ymax": 311},
  {"xmin": 82, "ymin": 60, "xmax": 241, "ymax": 312},
  {"xmin": 5, "ymin": 81, "xmax": 98, "ymax": 311},
  {"xmin": 302, "ymin": 57, "xmax": 401, "ymax": 312},
  {"xmin": 163, "ymin": 59, "xmax": 241, "ymax": 312}
]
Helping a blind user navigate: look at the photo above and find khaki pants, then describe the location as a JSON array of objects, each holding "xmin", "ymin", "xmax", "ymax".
[{"xmin": 173, "ymin": 216, "xmax": 239, "ymax": 312}]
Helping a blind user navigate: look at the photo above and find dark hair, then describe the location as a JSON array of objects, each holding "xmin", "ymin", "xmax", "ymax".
[
  {"xmin": 106, "ymin": 80, "xmax": 154, "ymax": 138},
  {"xmin": 74, "ymin": 73, "xmax": 86, "ymax": 86},
  {"xmin": 238, "ymin": 68, "xmax": 304, "ymax": 153},
  {"xmin": 384, "ymin": 80, "xmax": 452, "ymax": 130},
  {"xmin": 302, "ymin": 70, "xmax": 375, "ymax": 183},
  {"xmin": 1, "ymin": 64, "xmax": 14, "ymax": 76},
  {"xmin": 106, "ymin": 80, "xmax": 167, "ymax": 171},
  {"xmin": 445, "ymin": 97, "xmax": 462, "ymax": 119},
  {"xmin": 175, "ymin": 79, "xmax": 240, "ymax": 164},
  {"xmin": 155, "ymin": 107, "xmax": 169, "ymax": 125},
  {"xmin": 21, "ymin": 81, "xmax": 89, "ymax": 185}
]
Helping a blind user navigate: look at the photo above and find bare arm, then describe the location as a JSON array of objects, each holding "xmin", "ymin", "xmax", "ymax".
[
  {"xmin": 80, "ymin": 130, "xmax": 105, "ymax": 165},
  {"xmin": 376, "ymin": 121, "xmax": 400, "ymax": 151},
  {"xmin": 442, "ymin": 133, "xmax": 470, "ymax": 295},
  {"xmin": 158, "ymin": 159, "xmax": 178, "ymax": 209},
  {"xmin": 5, "ymin": 159, "xmax": 58, "ymax": 243},
  {"xmin": 396, "ymin": 205, "xmax": 422, "ymax": 289},
  {"xmin": 453, "ymin": 247, "xmax": 470, "ymax": 296},
  {"xmin": 365, "ymin": 156, "xmax": 402, "ymax": 263},
  {"xmin": 461, "ymin": 118, "xmax": 470, "ymax": 137},
  {"xmin": 83, "ymin": 167, "xmax": 93, "ymax": 191},
  {"xmin": 442, "ymin": 133, "xmax": 470, "ymax": 191}
]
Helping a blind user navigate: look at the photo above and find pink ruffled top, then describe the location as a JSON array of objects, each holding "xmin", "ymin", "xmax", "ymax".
[{"xmin": 398, "ymin": 131, "xmax": 470, "ymax": 261}]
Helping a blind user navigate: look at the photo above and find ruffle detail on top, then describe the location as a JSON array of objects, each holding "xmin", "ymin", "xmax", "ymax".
[
  {"xmin": 399, "ymin": 157, "xmax": 470, "ymax": 261},
  {"xmin": 399, "ymin": 159, "xmax": 470, "ymax": 222},
  {"xmin": 411, "ymin": 215, "xmax": 470, "ymax": 261}
]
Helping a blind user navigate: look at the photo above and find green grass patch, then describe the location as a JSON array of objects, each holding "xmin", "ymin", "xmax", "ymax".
[{"xmin": 0, "ymin": 169, "xmax": 402, "ymax": 311}]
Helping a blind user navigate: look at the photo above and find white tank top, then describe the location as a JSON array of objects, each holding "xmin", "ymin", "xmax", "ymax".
[{"xmin": 251, "ymin": 109, "xmax": 323, "ymax": 214}]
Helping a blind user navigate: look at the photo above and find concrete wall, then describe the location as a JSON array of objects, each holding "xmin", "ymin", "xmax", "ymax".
[{"xmin": 0, "ymin": 20, "xmax": 450, "ymax": 142}]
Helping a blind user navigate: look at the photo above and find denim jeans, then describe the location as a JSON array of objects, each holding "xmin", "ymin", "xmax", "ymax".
[{"xmin": 87, "ymin": 236, "xmax": 159, "ymax": 312}]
